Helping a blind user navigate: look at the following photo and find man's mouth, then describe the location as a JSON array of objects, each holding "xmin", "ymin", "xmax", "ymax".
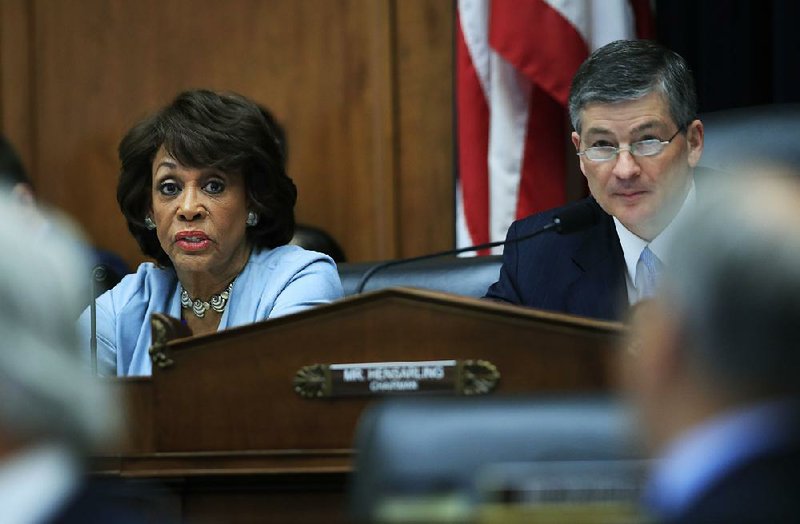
[{"xmin": 616, "ymin": 190, "xmax": 648, "ymax": 198}]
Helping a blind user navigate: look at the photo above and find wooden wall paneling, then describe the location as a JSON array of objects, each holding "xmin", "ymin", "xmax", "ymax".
[
  {"xmin": 362, "ymin": 0, "xmax": 398, "ymax": 260},
  {"xmin": 32, "ymin": 0, "xmax": 144, "ymax": 264},
  {"xmin": 27, "ymin": 0, "xmax": 399, "ymax": 266},
  {"xmin": 259, "ymin": 0, "xmax": 398, "ymax": 261},
  {"xmin": 394, "ymin": 0, "xmax": 455, "ymax": 257},
  {"xmin": 0, "ymin": 0, "xmax": 34, "ymax": 177}
]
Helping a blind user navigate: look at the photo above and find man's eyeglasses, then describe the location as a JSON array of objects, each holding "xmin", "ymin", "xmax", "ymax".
[{"xmin": 577, "ymin": 127, "xmax": 685, "ymax": 162}]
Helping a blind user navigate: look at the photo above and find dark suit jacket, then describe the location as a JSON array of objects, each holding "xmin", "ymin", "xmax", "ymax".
[
  {"xmin": 485, "ymin": 196, "xmax": 627, "ymax": 321},
  {"xmin": 44, "ymin": 477, "xmax": 171, "ymax": 524},
  {"xmin": 665, "ymin": 437, "xmax": 800, "ymax": 523}
]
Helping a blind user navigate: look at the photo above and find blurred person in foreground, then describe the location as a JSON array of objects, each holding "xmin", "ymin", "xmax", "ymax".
[
  {"xmin": 622, "ymin": 171, "xmax": 800, "ymax": 522},
  {"xmin": 0, "ymin": 134, "xmax": 130, "ymax": 291},
  {"xmin": 0, "ymin": 193, "xmax": 134, "ymax": 523},
  {"xmin": 0, "ymin": 135, "xmax": 37, "ymax": 206},
  {"xmin": 486, "ymin": 40, "xmax": 705, "ymax": 320},
  {"xmin": 78, "ymin": 89, "xmax": 344, "ymax": 377}
]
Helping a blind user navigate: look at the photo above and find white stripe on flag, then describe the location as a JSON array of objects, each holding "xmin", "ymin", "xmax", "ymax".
[
  {"xmin": 544, "ymin": 0, "xmax": 635, "ymax": 49},
  {"xmin": 487, "ymin": 51, "xmax": 530, "ymax": 253},
  {"xmin": 454, "ymin": 181, "xmax": 473, "ymax": 254},
  {"xmin": 456, "ymin": 0, "xmax": 491, "ymax": 250},
  {"xmin": 458, "ymin": 0, "xmax": 491, "ymax": 99}
]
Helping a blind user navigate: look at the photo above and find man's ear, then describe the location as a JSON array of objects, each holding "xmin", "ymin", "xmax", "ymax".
[
  {"xmin": 571, "ymin": 131, "xmax": 581, "ymax": 151},
  {"xmin": 621, "ymin": 299, "xmax": 693, "ymax": 453},
  {"xmin": 646, "ymin": 303, "xmax": 685, "ymax": 393},
  {"xmin": 571, "ymin": 132, "xmax": 587, "ymax": 176},
  {"xmin": 11, "ymin": 182, "xmax": 36, "ymax": 207},
  {"xmin": 686, "ymin": 119, "xmax": 704, "ymax": 168},
  {"xmin": 619, "ymin": 299, "xmax": 684, "ymax": 405}
]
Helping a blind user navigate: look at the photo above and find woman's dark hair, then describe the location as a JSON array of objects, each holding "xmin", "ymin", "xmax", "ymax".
[{"xmin": 117, "ymin": 89, "xmax": 296, "ymax": 267}]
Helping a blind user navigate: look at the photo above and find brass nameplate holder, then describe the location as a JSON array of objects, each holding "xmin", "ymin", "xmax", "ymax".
[
  {"xmin": 148, "ymin": 313, "xmax": 193, "ymax": 369},
  {"xmin": 293, "ymin": 359, "xmax": 500, "ymax": 399}
]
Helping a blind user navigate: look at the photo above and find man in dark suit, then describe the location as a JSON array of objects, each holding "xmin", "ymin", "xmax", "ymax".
[
  {"xmin": 486, "ymin": 40, "xmax": 705, "ymax": 320},
  {"xmin": 622, "ymin": 172, "xmax": 800, "ymax": 523}
]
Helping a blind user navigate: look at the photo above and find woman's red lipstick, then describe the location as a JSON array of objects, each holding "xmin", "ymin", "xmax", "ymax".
[{"xmin": 175, "ymin": 230, "xmax": 210, "ymax": 251}]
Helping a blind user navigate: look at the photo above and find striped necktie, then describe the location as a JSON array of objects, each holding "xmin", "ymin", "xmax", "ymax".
[{"xmin": 635, "ymin": 246, "xmax": 663, "ymax": 301}]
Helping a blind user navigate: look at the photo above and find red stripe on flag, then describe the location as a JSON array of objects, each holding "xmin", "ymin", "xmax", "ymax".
[
  {"xmin": 489, "ymin": 0, "xmax": 589, "ymax": 105},
  {"xmin": 456, "ymin": 16, "xmax": 491, "ymax": 248},
  {"xmin": 629, "ymin": 0, "xmax": 656, "ymax": 39},
  {"xmin": 517, "ymin": 86, "xmax": 567, "ymax": 218},
  {"xmin": 516, "ymin": 87, "xmax": 568, "ymax": 218}
]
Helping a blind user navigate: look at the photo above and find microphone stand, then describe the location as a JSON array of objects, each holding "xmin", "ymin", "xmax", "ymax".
[
  {"xmin": 354, "ymin": 223, "xmax": 558, "ymax": 294},
  {"xmin": 90, "ymin": 264, "xmax": 107, "ymax": 376},
  {"xmin": 353, "ymin": 198, "xmax": 602, "ymax": 294}
]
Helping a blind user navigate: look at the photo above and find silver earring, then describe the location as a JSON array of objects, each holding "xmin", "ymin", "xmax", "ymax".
[
  {"xmin": 246, "ymin": 211, "xmax": 259, "ymax": 227},
  {"xmin": 144, "ymin": 216, "xmax": 156, "ymax": 230}
]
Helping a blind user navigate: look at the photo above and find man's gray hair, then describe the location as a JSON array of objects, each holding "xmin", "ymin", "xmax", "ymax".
[
  {"xmin": 664, "ymin": 171, "xmax": 800, "ymax": 396},
  {"xmin": 568, "ymin": 40, "xmax": 698, "ymax": 134},
  {"xmin": 0, "ymin": 191, "xmax": 119, "ymax": 450}
]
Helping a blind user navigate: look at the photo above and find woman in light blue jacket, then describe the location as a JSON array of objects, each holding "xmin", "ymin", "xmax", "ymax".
[{"xmin": 79, "ymin": 89, "xmax": 343, "ymax": 376}]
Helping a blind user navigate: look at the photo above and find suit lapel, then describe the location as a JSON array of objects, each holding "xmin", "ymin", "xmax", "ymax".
[
  {"xmin": 565, "ymin": 212, "xmax": 628, "ymax": 320},
  {"xmin": 561, "ymin": 173, "xmax": 712, "ymax": 321}
]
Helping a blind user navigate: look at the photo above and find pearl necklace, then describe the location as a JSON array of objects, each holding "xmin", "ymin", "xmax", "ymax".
[{"xmin": 180, "ymin": 280, "xmax": 234, "ymax": 319}]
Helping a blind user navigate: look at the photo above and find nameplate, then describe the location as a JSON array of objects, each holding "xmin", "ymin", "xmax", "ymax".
[{"xmin": 293, "ymin": 359, "xmax": 500, "ymax": 399}]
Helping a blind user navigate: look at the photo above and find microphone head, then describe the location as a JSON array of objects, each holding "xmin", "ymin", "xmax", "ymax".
[
  {"xmin": 552, "ymin": 199, "xmax": 603, "ymax": 234},
  {"xmin": 92, "ymin": 264, "xmax": 109, "ymax": 282}
]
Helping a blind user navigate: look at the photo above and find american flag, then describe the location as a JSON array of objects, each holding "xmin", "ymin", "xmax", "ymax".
[{"xmin": 456, "ymin": 0, "xmax": 654, "ymax": 253}]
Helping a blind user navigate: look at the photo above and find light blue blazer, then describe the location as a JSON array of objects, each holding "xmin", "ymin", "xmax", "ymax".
[{"xmin": 78, "ymin": 245, "xmax": 343, "ymax": 376}]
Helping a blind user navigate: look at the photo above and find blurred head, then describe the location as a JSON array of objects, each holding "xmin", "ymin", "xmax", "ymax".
[
  {"xmin": 0, "ymin": 135, "xmax": 37, "ymax": 207},
  {"xmin": 569, "ymin": 40, "xmax": 703, "ymax": 240},
  {"xmin": 0, "ymin": 194, "xmax": 118, "ymax": 455},
  {"xmin": 117, "ymin": 89, "xmax": 297, "ymax": 268},
  {"xmin": 622, "ymin": 169, "xmax": 800, "ymax": 450},
  {"xmin": 0, "ymin": 135, "xmax": 28, "ymax": 186}
]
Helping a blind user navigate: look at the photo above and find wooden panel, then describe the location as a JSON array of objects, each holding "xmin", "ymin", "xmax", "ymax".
[
  {"xmin": 178, "ymin": 473, "xmax": 349, "ymax": 524},
  {"xmin": 22, "ymin": 0, "xmax": 397, "ymax": 264},
  {"xmin": 96, "ymin": 290, "xmax": 620, "ymax": 521},
  {"xmin": 1, "ymin": 0, "xmax": 456, "ymax": 264},
  {"xmin": 150, "ymin": 289, "xmax": 619, "ymax": 452},
  {"xmin": 395, "ymin": 0, "xmax": 455, "ymax": 257},
  {"xmin": 112, "ymin": 377, "xmax": 155, "ymax": 453},
  {"xmin": 0, "ymin": 0, "xmax": 34, "ymax": 174}
]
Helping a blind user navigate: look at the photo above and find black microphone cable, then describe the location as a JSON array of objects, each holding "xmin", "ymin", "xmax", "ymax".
[
  {"xmin": 354, "ymin": 199, "xmax": 602, "ymax": 294},
  {"xmin": 90, "ymin": 264, "xmax": 108, "ymax": 376}
]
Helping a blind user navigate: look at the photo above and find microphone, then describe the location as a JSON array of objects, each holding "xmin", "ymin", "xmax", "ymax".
[
  {"xmin": 354, "ymin": 199, "xmax": 603, "ymax": 294},
  {"xmin": 89, "ymin": 264, "xmax": 108, "ymax": 376},
  {"xmin": 552, "ymin": 198, "xmax": 603, "ymax": 234}
]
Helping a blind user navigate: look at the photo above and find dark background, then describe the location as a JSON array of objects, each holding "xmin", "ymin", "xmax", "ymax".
[{"xmin": 656, "ymin": 0, "xmax": 800, "ymax": 113}]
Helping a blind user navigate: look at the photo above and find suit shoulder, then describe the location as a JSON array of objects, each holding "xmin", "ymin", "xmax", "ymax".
[
  {"xmin": 509, "ymin": 209, "xmax": 557, "ymax": 238},
  {"xmin": 510, "ymin": 197, "xmax": 600, "ymax": 237}
]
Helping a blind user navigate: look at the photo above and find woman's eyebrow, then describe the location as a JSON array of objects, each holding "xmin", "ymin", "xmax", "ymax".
[{"xmin": 155, "ymin": 160, "xmax": 177, "ymax": 171}]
